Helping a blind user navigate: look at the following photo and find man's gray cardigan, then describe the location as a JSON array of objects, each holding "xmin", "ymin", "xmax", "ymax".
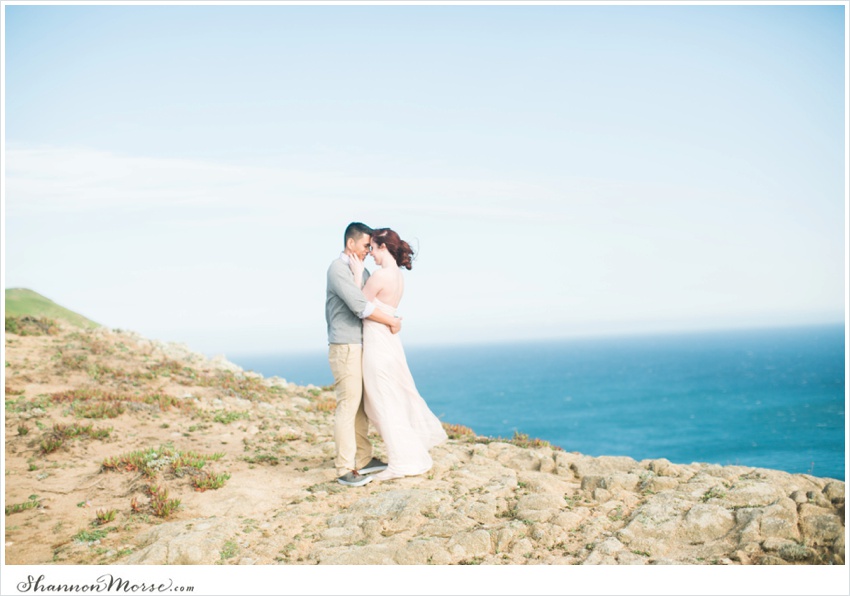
[{"xmin": 326, "ymin": 257, "xmax": 372, "ymax": 345}]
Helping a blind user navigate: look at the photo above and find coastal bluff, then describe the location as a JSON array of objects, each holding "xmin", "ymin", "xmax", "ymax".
[{"xmin": 4, "ymin": 317, "xmax": 845, "ymax": 565}]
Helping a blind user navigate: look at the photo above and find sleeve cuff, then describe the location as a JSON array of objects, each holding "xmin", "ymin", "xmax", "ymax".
[{"xmin": 359, "ymin": 302, "xmax": 376, "ymax": 319}]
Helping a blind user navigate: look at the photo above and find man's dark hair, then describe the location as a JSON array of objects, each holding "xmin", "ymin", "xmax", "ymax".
[{"xmin": 344, "ymin": 222, "xmax": 374, "ymax": 246}]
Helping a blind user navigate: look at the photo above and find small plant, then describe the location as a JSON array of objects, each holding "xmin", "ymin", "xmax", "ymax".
[
  {"xmin": 309, "ymin": 398, "xmax": 336, "ymax": 412},
  {"xmin": 94, "ymin": 509, "xmax": 117, "ymax": 525},
  {"xmin": 244, "ymin": 454, "xmax": 279, "ymax": 466},
  {"xmin": 213, "ymin": 410, "xmax": 250, "ymax": 425},
  {"xmin": 17, "ymin": 424, "xmax": 29, "ymax": 436},
  {"xmin": 5, "ymin": 316, "xmax": 59, "ymax": 336},
  {"xmin": 130, "ymin": 497, "xmax": 143, "ymax": 514},
  {"xmin": 60, "ymin": 353, "xmax": 89, "ymax": 370},
  {"xmin": 701, "ymin": 486, "xmax": 727, "ymax": 502},
  {"xmin": 506, "ymin": 431, "xmax": 563, "ymax": 451},
  {"xmin": 75, "ymin": 401, "xmax": 125, "ymax": 419},
  {"xmin": 220, "ymin": 540, "xmax": 239, "ymax": 561},
  {"xmin": 73, "ymin": 528, "xmax": 109, "ymax": 543},
  {"xmin": 147, "ymin": 484, "xmax": 181, "ymax": 518},
  {"xmin": 5, "ymin": 495, "xmax": 41, "ymax": 515},
  {"xmin": 40, "ymin": 437, "xmax": 64, "ymax": 454},
  {"xmin": 442, "ymin": 422, "xmax": 477, "ymax": 441},
  {"xmin": 192, "ymin": 471, "xmax": 231, "ymax": 492}
]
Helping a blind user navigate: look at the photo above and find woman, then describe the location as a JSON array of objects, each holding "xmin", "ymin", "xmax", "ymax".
[{"xmin": 348, "ymin": 228, "xmax": 447, "ymax": 480}]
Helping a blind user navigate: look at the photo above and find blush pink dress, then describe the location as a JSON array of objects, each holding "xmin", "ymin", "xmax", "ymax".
[{"xmin": 362, "ymin": 299, "xmax": 447, "ymax": 479}]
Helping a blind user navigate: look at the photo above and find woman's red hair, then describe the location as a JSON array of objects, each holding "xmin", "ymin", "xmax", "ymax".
[{"xmin": 371, "ymin": 228, "xmax": 414, "ymax": 270}]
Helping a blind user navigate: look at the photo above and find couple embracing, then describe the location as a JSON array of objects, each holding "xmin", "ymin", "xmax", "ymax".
[{"xmin": 325, "ymin": 222, "xmax": 447, "ymax": 487}]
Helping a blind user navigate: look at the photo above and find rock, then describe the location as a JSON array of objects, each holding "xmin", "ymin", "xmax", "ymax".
[
  {"xmin": 641, "ymin": 476, "xmax": 680, "ymax": 493},
  {"xmin": 456, "ymin": 497, "xmax": 497, "ymax": 524},
  {"xmin": 646, "ymin": 459, "xmax": 679, "ymax": 477},
  {"xmin": 681, "ymin": 504, "xmax": 735, "ymax": 543},
  {"xmin": 318, "ymin": 544, "xmax": 397, "ymax": 565},
  {"xmin": 515, "ymin": 493, "xmax": 563, "ymax": 523},
  {"xmin": 393, "ymin": 538, "xmax": 451, "ymax": 564},
  {"xmin": 510, "ymin": 538, "xmax": 534, "ymax": 556},
  {"xmin": 493, "ymin": 523, "xmax": 525, "ymax": 554},
  {"xmin": 593, "ymin": 488, "xmax": 612, "ymax": 503},
  {"xmin": 595, "ymin": 537, "xmax": 625, "ymax": 555},
  {"xmin": 800, "ymin": 513, "xmax": 844, "ymax": 546},
  {"xmin": 732, "ymin": 550, "xmax": 752, "ymax": 565},
  {"xmin": 789, "ymin": 490, "xmax": 808, "ymax": 504},
  {"xmin": 126, "ymin": 518, "xmax": 241, "ymax": 565},
  {"xmin": 806, "ymin": 490, "xmax": 832, "ymax": 509},
  {"xmin": 756, "ymin": 554, "xmax": 789, "ymax": 565},
  {"xmin": 420, "ymin": 513, "xmax": 476, "ymax": 538},
  {"xmin": 616, "ymin": 551, "xmax": 648, "ymax": 565},
  {"xmin": 498, "ymin": 449, "xmax": 543, "ymax": 472},
  {"xmin": 822, "ymin": 482, "xmax": 845, "ymax": 504},
  {"xmin": 551, "ymin": 511, "xmax": 585, "ymax": 530},
  {"xmin": 516, "ymin": 471, "xmax": 576, "ymax": 495},
  {"xmin": 571, "ymin": 455, "xmax": 639, "ymax": 479},
  {"xmin": 581, "ymin": 476, "xmax": 606, "ymax": 492},
  {"xmin": 723, "ymin": 481, "xmax": 784, "ymax": 508},
  {"xmin": 319, "ymin": 526, "xmax": 363, "ymax": 547},
  {"xmin": 834, "ymin": 532, "xmax": 845, "ymax": 564},
  {"xmin": 447, "ymin": 529, "xmax": 492, "ymax": 559},
  {"xmin": 759, "ymin": 498, "xmax": 800, "ymax": 541},
  {"xmin": 553, "ymin": 451, "xmax": 582, "ymax": 477}
]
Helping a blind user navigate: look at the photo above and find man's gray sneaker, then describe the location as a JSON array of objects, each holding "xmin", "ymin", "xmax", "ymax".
[
  {"xmin": 337, "ymin": 470, "xmax": 372, "ymax": 487},
  {"xmin": 358, "ymin": 458, "xmax": 388, "ymax": 475}
]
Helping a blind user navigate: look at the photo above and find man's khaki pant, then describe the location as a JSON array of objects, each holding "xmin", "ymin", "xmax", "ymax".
[{"xmin": 328, "ymin": 343, "xmax": 373, "ymax": 476}]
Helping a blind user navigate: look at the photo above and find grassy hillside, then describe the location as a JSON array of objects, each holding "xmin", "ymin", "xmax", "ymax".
[{"xmin": 5, "ymin": 288, "xmax": 100, "ymax": 329}]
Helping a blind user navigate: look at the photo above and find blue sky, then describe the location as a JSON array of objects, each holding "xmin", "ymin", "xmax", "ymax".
[{"xmin": 2, "ymin": 3, "xmax": 846, "ymax": 357}]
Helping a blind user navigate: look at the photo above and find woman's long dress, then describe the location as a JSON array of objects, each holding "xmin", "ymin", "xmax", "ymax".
[{"xmin": 362, "ymin": 299, "xmax": 447, "ymax": 478}]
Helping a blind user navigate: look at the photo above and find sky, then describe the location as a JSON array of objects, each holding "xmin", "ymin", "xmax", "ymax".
[{"xmin": 2, "ymin": 2, "xmax": 847, "ymax": 358}]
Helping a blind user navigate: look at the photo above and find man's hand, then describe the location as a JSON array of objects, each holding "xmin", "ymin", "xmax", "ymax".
[
  {"xmin": 389, "ymin": 317, "xmax": 402, "ymax": 335},
  {"xmin": 348, "ymin": 252, "xmax": 365, "ymax": 286}
]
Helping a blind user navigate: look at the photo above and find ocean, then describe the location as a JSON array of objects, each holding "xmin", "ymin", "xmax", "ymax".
[{"xmin": 228, "ymin": 324, "xmax": 847, "ymax": 481}]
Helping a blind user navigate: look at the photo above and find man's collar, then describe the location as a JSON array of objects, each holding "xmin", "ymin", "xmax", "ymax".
[{"xmin": 339, "ymin": 252, "xmax": 350, "ymax": 264}]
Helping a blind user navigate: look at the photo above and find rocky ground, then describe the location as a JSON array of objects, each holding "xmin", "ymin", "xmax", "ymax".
[{"xmin": 3, "ymin": 317, "xmax": 845, "ymax": 565}]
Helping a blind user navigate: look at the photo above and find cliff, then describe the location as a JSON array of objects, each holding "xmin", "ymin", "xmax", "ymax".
[{"xmin": 3, "ymin": 317, "xmax": 845, "ymax": 565}]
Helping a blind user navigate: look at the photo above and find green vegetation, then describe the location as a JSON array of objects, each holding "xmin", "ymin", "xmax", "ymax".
[
  {"xmin": 39, "ymin": 422, "xmax": 112, "ymax": 454},
  {"xmin": 220, "ymin": 540, "xmax": 239, "ymax": 561},
  {"xmin": 213, "ymin": 410, "xmax": 250, "ymax": 424},
  {"xmin": 94, "ymin": 509, "xmax": 117, "ymax": 525},
  {"xmin": 244, "ymin": 454, "xmax": 280, "ymax": 466},
  {"xmin": 102, "ymin": 445, "xmax": 224, "ymax": 479},
  {"xmin": 441, "ymin": 423, "xmax": 564, "ymax": 451},
  {"xmin": 147, "ymin": 484, "xmax": 181, "ymax": 518},
  {"xmin": 5, "ymin": 495, "xmax": 41, "ymax": 516},
  {"xmin": 192, "ymin": 471, "xmax": 231, "ymax": 491},
  {"xmin": 73, "ymin": 528, "xmax": 109, "ymax": 543},
  {"xmin": 49, "ymin": 387, "xmax": 192, "ymax": 419},
  {"xmin": 5, "ymin": 289, "xmax": 99, "ymax": 329},
  {"xmin": 5, "ymin": 316, "xmax": 60, "ymax": 336}
]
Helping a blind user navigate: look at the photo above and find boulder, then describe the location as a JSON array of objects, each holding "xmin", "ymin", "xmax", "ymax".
[
  {"xmin": 126, "ymin": 517, "xmax": 241, "ymax": 565},
  {"xmin": 680, "ymin": 504, "xmax": 735, "ymax": 544},
  {"xmin": 448, "ymin": 529, "xmax": 492, "ymax": 559}
]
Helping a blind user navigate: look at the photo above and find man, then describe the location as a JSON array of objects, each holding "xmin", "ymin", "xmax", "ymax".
[{"xmin": 326, "ymin": 222, "xmax": 400, "ymax": 486}]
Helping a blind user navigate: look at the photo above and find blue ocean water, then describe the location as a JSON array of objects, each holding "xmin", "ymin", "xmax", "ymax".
[{"xmin": 228, "ymin": 324, "xmax": 847, "ymax": 481}]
